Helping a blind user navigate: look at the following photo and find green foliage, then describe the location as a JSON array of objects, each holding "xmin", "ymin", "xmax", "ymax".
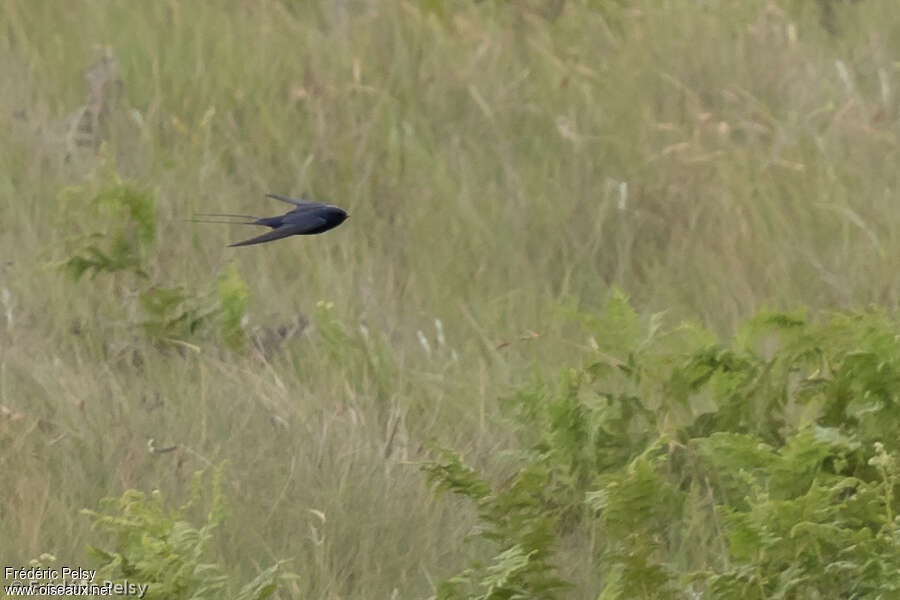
[
  {"xmin": 135, "ymin": 265, "xmax": 250, "ymax": 350},
  {"xmin": 60, "ymin": 149, "xmax": 155, "ymax": 281},
  {"xmin": 57, "ymin": 156, "xmax": 249, "ymax": 350},
  {"xmin": 138, "ymin": 286, "xmax": 215, "ymax": 344},
  {"xmin": 698, "ymin": 437, "xmax": 900, "ymax": 598},
  {"xmin": 427, "ymin": 295, "xmax": 900, "ymax": 598},
  {"xmin": 424, "ymin": 448, "xmax": 570, "ymax": 600},
  {"xmin": 82, "ymin": 466, "xmax": 295, "ymax": 600},
  {"xmin": 217, "ymin": 262, "xmax": 250, "ymax": 351}
]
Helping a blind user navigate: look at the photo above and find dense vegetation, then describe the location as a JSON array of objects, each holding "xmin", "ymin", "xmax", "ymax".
[
  {"xmin": 427, "ymin": 295, "xmax": 900, "ymax": 597},
  {"xmin": 2, "ymin": 1, "xmax": 899, "ymax": 598}
]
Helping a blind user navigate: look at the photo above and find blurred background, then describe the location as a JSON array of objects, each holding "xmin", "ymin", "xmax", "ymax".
[{"xmin": 2, "ymin": 0, "xmax": 900, "ymax": 597}]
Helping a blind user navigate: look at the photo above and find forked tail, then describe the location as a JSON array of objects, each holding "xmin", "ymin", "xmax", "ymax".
[{"xmin": 190, "ymin": 213, "xmax": 259, "ymax": 225}]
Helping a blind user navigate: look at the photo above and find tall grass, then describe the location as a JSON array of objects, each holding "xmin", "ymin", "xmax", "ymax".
[{"xmin": 2, "ymin": 0, "xmax": 900, "ymax": 597}]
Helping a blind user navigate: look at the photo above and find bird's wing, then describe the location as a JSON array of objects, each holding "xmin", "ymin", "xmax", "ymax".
[
  {"xmin": 266, "ymin": 193, "xmax": 324, "ymax": 207},
  {"xmin": 228, "ymin": 218, "xmax": 327, "ymax": 247}
]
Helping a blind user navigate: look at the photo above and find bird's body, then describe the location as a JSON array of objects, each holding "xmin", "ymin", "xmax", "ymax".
[{"xmin": 194, "ymin": 194, "xmax": 348, "ymax": 247}]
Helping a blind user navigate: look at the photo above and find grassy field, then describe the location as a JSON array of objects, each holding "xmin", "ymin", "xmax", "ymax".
[{"xmin": 2, "ymin": 1, "xmax": 900, "ymax": 598}]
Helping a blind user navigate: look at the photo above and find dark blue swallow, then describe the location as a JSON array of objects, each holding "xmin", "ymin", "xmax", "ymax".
[{"xmin": 194, "ymin": 194, "xmax": 349, "ymax": 247}]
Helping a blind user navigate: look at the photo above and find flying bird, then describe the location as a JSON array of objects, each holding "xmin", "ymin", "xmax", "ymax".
[{"xmin": 193, "ymin": 194, "xmax": 349, "ymax": 247}]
